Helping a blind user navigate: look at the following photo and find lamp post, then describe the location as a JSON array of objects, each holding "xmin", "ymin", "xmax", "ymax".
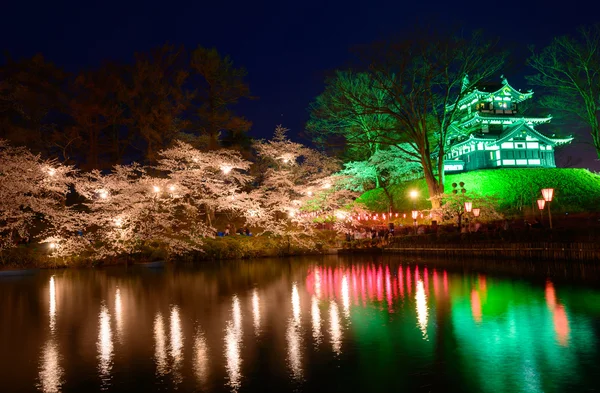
[
  {"xmin": 412, "ymin": 210, "xmax": 419, "ymax": 234},
  {"xmin": 409, "ymin": 190, "xmax": 418, "ymax": 210},
  {"xmin": 541, "ymin": 188, "xmax": 554, "ymax": 229},
  {"xmin": 537, "ymin": 199, "xmax": 546, "ymax": 222}
]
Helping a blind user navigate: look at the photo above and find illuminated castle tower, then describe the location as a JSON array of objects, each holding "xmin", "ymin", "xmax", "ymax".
[{"xmin": 443, "ymin": 76, "xmax": 572, "ymax": 173}]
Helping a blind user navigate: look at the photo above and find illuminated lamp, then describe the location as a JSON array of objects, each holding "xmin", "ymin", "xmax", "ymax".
[
  {"xmin": 541, "ymin": 188, "xmax": 554, "ymax": 202},
  {"xmin": 537, "ymin": 199, "xmax": 546, "ymax": 210},
  {"xmin": 464, "ymin": 201, "xmax": 473, "ymax": 213},
  {"xmin": 472, "ymin": 208, "xmax": 480, "ymax": 217},
  {"xmin": 411, "ymin": 211, "xmax": 419, "ymax": 219}
]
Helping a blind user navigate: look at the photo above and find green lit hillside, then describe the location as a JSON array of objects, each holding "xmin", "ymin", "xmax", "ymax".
[{"xmin": 356, "ymin": 168, "xmax": 600, "ymax": 213}]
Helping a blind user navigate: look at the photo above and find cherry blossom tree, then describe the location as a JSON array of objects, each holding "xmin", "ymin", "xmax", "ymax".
[
  {"xmin": 69, "ymin": 141, "xmax": 256, "ymax": 260},
  {"xmin": 0, "ymin": 140, "xmax": 78, "ymax": 253},
  {"xmin": 253, "ymin": 126, "xmax": 358, "ymax": 248}
]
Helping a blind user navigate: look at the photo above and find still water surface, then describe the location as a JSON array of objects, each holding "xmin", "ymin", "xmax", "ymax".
[{"xmin": 1, "ymin": 255, "xmax": 599, "ymax": 392}]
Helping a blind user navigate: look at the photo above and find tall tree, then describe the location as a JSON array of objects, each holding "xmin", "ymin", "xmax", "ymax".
[
  {"xmin": 307, "ymin": 71, "xmax": 392, "ymax": 164},
  {"xmin": 189, "ymin": 46, "xmax": 253, "ymax": 150},
  {"xmin": 527, "ymin": 24, "xmax": 600, "ymax": 158},
  {"xmin": 63, "ymin": 66, "xmax": 124, "ymax": 169},
  {"xmin": 345, "ymin": 29, "xmax": 505, "ymax": 207},
  {"xmin": 120, "ymin": 44, "xmax": 190, "ymax": 163},
  {"xmin": 0, "ymin": 54, "xmax": 67, "ymax": 155}
]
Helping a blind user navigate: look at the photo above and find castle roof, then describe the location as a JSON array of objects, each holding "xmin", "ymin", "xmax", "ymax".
[
  {"xmin": 449, "ymin": 76, "xmax": 534, "ymax": 110},
  {"xmin": 449, "ymin": 119, "xmax": 573, "ymax": 149}
]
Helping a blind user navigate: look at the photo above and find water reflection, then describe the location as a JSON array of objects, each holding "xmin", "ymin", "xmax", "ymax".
[
  {"xmin": 194, "ymin": 329, "xmax": 209, "ymax": 386},
  {"xmin": 329, "ymin": 301, "xmax": 342, "ymax": 355},
  {"xmin": 170, "ymin": 305, "xmax": 184, "ymax": 385},
  {"xmin": 10, "ymin": 258, "xmax": 600, "ymax": 393},
  {"xmin": 252, "ymin": 289, "xmax": 260, "ymax": 335},
  {"xmin": 310, "ymin": 299, "xmax": 321, "ymax": 348},
  {"xmin": 341, "ymin": 275, "xmax": 350, "ymax": 319},
  {"xmin": 97, "ymin": 303, "xmax": 113, "ymax": 388},
  {"xmin": 471, "ymin": 289, "xmax": 482, "ymax": 323},
  {"xmin": 416, "ymin": 280, "xmax": 428, "ymax": 339},
  {"xmin": 38, "ymin": 340, "xmax": 63, "ymax": 393},
  {"xmin": 153, "ymin": 313, "xmax": 168, "ymax": 376},
  {"xmin": 225, "ymin": 295, "xmax": 242, "ymax": 391},
  {"xmin": 49, "ymin": 276, "xmax": 56, "ymax": 333},
  {"xmin": 545, "ymin": 280, "xmax": 571, "ymax": 346},
  {"xmin": 38, "ymin": 277, "xmax": 63, "ymax": 393},
  {"xmin": 287, "ymin": 283, "xmax": 303, "ymax": 381},
  {"xmin": 114, "ymin": 288, "xmax": 123, "ymax": 343}
]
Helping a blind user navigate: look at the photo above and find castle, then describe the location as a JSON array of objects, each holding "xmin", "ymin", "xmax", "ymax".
[{"xmin": 443, "ymin": 76, "xmax": 572, "ymax": 173}]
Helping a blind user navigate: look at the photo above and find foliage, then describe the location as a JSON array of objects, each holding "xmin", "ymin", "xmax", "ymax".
[
  {"xmin": 188, "ymin": 46, "xmax": 254, "ymax": 150},
  {"xmin": 323, "ymin": 29, "xmax": 506, "ymax": 207},
  {"xmin": 357, "ymin": 168, "xmax": 600, "ymax": 214},
  {"xmin": 0, "ymin": 140, "xmax": 79, "ymax": 252},
  {"xmin": 307, "ymin": 71, "xmax": 392, "ymax": 162},
  {"xmin": 253, "ymin": 125, "xmax": 358, "ymax": 248},
  {"xmin": 0, "ymin": 46, "xmax": 253, "ymax": 169},
  {"xmin": 528, "ymin": 24, "xmax": 600, "ymax": 158}
]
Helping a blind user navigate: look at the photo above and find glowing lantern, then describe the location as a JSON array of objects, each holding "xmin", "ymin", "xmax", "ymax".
[
  {"xmin": 153, "ymin": 186, "xmax": 160, "ymax": 193},
  {"xmin": 411, "ymin": 211, "xmax": 418, "ymax": 219},
  {"xmin": 537, "ymin": 199, "xmax": 546, "ymax": 210},
  {"xmin": 472, "ymin": 208, "xmax": 480, "ymax": 217},
  {"xmin": 383, "ymin": 213, "xmax": 386, "ymax": 219},
  {"xmin": 49, "ymin": 243, "xmax": 56, "ymax": 249},
  {"xmin": 168, "ymin": 185, "xmax": 176, "ymax": 192},
  {"xmin": 403, "ymin": 213, "xmax": 406, "ymax": 218},
  {"xmin": 541, "ymin": 188, "xmax": 554, "ymax": 202},
  {"xmin": 221, "ymin": 165, "xmax": 232, "ymax": 174},
  {"xmin": 464, "ymin": 201, "xmax": 473, "ymax": 213},
  {"xmin": 395, "ymin": 213, "xmax": 398, "ymax": 217}
]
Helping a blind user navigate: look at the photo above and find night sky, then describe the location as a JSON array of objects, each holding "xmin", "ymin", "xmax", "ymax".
[{"xmin": 2, "ymin": 0, "xmax": 599, "ymax": 169}]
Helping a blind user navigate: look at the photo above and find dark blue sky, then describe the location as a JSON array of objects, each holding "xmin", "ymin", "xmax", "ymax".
[{"xmin": 2, "ymin": 0, "xmax": 599, "ymax": 168}]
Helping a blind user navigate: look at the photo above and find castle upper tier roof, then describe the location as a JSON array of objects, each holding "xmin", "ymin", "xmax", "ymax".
[{"xmin": 448, "ymin": 76, "xmax": 534, "ymax": 110}]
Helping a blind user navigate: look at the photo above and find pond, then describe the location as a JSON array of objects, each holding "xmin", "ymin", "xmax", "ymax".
[{"xmin": 1, "ymin": 255, "xmax": 599, "ymax": 393}]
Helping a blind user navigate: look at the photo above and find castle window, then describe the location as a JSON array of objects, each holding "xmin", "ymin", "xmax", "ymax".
[
  {"xmin": 477, "ymin": 142, "xmax": 484, "ymax": 150},
  {"xmin": 515, "ymin": 143, "xmax": 525, "ymax": 149},
  {"xmin": 526, "ymin": 142, "xmax": 539, "ymax": 149}
]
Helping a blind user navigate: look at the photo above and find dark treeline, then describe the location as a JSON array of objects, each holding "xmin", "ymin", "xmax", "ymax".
[{"xmin": 0, "ymin": 45, "xmax": 254, "ymax": 170}]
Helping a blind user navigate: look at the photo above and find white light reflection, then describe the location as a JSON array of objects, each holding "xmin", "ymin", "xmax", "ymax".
[
  {"xmin": 311, "ymin": 296, "xmax": 322, "ymax": 345},
  {"xmin": 114, "ymin": 288, "xmax": 123, "ymax": 343},
  {"xmin": 225, "ymin": 295, "xmax": 242, "ymax": 391},
  {"xmin": 97, "ymin": 304, "xmax": 113, "ymax": 387},
  {"xmin": 286, "ymin": 319, "xmax": 302, "ymax": 381},
  {"xmin": 38, "ymin": 340, "xmax": 63, "ymax": 393},
  {"xmin": 287, "ymin": 284, "xmax": 303, "ymax": 381},
  {"xmin": 292, "ymin": 283, "xmax": 301, "ymax": 324},
  {"xmin": 416, "ymin": 280, "xmax": 429, "ymax": 339},
  {"xmin": 170, "ymin": 305, "xmax": 184, "ymax": 385},
  {"xmin": 154, "ymin": 313, "xmax": 168, "ymax": 376},
  {"xmin": 49, "ymin": 276, "xmax": 56, "ymax": 333},
  {"xmin": 329, "ymin": 301, "xmax": 342, "ymax": 355},
  {"xmin": 341, "ymin": 274, "xmax": 350, "ymax": 319},
  {"xmin": 194, "ymin": 329, "xmax": 209, "ymax": 386},
  {"xmin": 252, "ymin": 289, "xmax": 260, "ymax": 335}
]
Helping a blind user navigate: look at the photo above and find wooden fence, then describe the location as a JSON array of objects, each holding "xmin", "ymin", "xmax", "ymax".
[{"xmin": 384, "ymin": 242, "xmax": 600, "ymax": 261}]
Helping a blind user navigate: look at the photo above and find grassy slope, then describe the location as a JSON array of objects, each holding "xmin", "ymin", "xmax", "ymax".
[{"xmin": 357, "ymin": 168, "xmax": 600, "ymax": 213}]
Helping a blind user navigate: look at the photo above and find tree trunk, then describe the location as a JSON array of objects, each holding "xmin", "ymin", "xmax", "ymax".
[{"xmin": 423, "ymin": 166, "xmax": 443, "ymax": 209}]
